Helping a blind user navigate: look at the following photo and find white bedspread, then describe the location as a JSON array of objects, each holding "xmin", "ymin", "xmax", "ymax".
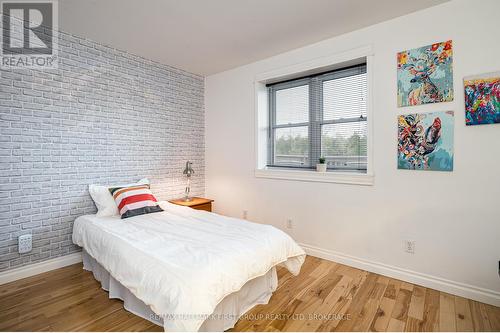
[{"xmin": 72, "ymin": 201, "xmax": 305, "ymax": 331}]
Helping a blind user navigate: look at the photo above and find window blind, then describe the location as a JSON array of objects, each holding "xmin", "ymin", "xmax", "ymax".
[{"xmin": 267, "ymin": 63, "xmax": 367, "ymax": 171}]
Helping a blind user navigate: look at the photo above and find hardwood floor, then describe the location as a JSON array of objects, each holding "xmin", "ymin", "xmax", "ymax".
[{"xmin": 0, "ymin": 256, "xmax": 498, "ymax": 331}]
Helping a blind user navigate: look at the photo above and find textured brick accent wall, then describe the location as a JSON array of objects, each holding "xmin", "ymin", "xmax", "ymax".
[{"xmin": 0, "ymin": 31, "xmax": 205, "ymax": 272}]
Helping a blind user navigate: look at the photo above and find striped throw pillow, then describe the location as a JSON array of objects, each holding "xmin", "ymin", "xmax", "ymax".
[{"xmin": 109, "ymin": 184, "xmax": 163, "ymax": 219}]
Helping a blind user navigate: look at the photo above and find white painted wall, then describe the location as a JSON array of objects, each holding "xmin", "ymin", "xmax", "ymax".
[{"xmin": 205, "ymin": 0, "xmax": 500, "ymax": 305}]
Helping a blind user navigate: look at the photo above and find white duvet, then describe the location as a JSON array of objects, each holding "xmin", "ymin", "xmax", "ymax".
[{"xmin": 72, "ymin": 201, "xmax": 305, "ymax": 331}]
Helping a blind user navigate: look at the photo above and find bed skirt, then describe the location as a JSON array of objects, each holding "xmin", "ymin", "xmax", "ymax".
[{"xmin": 82, "ymin": 250, "xmax": 278, "ymax": 331}]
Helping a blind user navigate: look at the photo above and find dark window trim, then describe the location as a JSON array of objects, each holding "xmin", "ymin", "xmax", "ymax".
[
  {"xmin": 266, "ymin": 63, "xmax": 367, "ymax": 88},
  {"xmin": 267, "ymin": 63, "xmax": 367, "ymax": 172}
]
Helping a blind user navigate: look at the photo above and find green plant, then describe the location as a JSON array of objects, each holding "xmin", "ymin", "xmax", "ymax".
[{"xmin": 318, "ymin": 157, "xmax": 326, "ymax": 164}]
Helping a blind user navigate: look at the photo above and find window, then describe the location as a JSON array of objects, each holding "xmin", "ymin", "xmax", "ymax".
[{"xmin": 267, "ymin": 64, "xmax": 367, "ymax": 172}]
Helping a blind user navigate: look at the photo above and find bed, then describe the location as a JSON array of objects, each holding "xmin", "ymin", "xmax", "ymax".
[{"xmin": 72, "ymin": 201, "xmax": 305, "ymax": 331}]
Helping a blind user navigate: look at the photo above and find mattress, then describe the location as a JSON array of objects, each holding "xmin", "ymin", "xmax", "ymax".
[
  {"xmin": 82, "ymin": 250, "xmax": 277, "ymax": 331},
  {"xmin": 72, "ymin": 201, "xmax": 305, "ymax": 331}
]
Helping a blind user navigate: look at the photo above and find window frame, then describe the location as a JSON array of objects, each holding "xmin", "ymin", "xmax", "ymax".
[
  {"xmin": 267, "ymin": 64, "xmax": 368, "ymax": 172},
  {"xmin": 268, "ymin": 78, "xmax": 311, "ymax": 168},
  {"xmin": 254, "ymin": 45, "xmax": 374, "ymax": 186}
]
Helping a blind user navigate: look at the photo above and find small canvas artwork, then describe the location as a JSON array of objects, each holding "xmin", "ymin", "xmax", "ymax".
[
  {"xmin": 397, "ymin": 40, "xmax": 454, "ymax": 107},
  {"xmin": 463, "ymin": 72, "xmax": 500, "ymax": 125},
  {"xmin": 398, "ymin": 111, "xmax": 454, "ymax": 172}
]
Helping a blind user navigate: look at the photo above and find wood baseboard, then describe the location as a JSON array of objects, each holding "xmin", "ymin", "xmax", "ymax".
[
  {"xmin": 300, "ymin": 243, "xmax": 500, "ymax": 307},
  {"xmin": 0, "ymin": 252, "xmax": 82, "ymax": 285}
]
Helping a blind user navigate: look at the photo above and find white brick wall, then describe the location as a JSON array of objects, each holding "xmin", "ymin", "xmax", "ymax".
[{"xmin": 0, "ymin": 31, "xmax": 205, "ymax": 271}]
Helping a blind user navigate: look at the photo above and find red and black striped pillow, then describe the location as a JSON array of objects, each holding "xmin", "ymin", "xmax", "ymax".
[{"xmin": 109, "ymin": 184, "xmax": 163, "ymax": 219}]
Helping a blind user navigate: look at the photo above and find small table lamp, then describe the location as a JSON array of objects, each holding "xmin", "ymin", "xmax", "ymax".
[{"xmin": 183, "ymin": 161, "xmax": 194, "ymax": 201}]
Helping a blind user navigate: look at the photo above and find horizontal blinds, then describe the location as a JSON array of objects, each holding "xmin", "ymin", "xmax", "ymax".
[
  {"xmin": 317, "ymin": 65, "xmax": 367, "ymax": 170},
  {"xmin": 321, "ymin": 122, "xmax": 367, "ymax": 170},
  {"xmin": 274, "ymin": 126, "xmax": 309, "ymax": 167},
  {"xmin": 270, "ymin": 79, "xmax": 311, "ymax": 168},
  {"xmin": 268, "ymin": 63, "xmax": 367, "ymax": 171},
  {"xmin": 323, "ymin": 71, "xmax": 367, "ymax": 120},
  {"xmin": 275, "ymin": 84, "xmax": 309, "ymax": 125}
]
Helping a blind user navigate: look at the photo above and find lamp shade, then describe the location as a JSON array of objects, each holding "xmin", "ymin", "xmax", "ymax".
[{"xmin": 183, "ymin": 161, "xmax": 194, "ymax": 177}]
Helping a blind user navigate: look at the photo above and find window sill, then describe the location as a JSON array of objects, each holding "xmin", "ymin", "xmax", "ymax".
[{"xmin": 254, "ymin": 168, "xmax": 374, "ymax": 186}]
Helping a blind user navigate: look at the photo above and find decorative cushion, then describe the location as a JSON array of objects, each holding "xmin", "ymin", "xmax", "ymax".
[
  {"xmin": 109, "ymin": 184, "xmax": 163, "ymax": 219},
  {"xmin": 89, "ymin": 178, "xmax": 150, "ymax": 217}
]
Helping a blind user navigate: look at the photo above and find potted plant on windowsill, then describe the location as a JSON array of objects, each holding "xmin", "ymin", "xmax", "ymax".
[{"xmin": 316, "ymin": 157, "xmax": 327, "ymax": 172}]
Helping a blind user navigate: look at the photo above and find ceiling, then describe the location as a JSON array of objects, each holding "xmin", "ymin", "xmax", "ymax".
[{"xmin": 59, "ymin": 0, "xmax": 448, "ymax": 76}]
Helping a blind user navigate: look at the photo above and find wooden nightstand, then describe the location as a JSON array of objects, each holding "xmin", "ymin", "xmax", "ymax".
[{"xmin": 168, "ymin": 197, "xmax": 214, "ymax": 212}]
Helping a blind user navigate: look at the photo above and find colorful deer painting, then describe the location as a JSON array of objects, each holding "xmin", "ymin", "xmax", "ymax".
[{"xmin": 397, "ymin": 40, "xmax": 454, "ymax": 107}]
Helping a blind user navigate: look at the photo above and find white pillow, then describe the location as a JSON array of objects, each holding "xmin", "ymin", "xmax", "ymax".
[{"xmin": 89, "ymin": 178, "xmax": 150, "ymax": 217}]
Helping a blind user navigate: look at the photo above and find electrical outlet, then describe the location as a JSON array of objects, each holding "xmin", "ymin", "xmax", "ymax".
[
  {"xmin": 18, "ymin": 234, "xmax": 32, "ymax": 254},
  {"xmin": 242, "ymin": 210, "xmax": 248, "ymax": 220},
  {"xmin": 403, "ymin": 240, "xmax": 415, "ymax": 254},
  {"xmin": 286, "ymin": 218, "xmax": 293, "ymax": 229}
]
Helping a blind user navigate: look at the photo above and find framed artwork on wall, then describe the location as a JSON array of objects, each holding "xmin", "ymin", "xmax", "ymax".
[
  {"xmin": 464, "ymin": 72, "xmax": 500, "ymax": 125},
  {"xmin": 397, "ymin": 40, "xmax": 454, "ymax": 107},
  {"xmin": 398, "ymin": 111, "xmax": 454, "ymax": 171}
]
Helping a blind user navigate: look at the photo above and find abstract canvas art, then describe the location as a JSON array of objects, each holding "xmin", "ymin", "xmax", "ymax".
[
  {"xmin": 397, "ymin": 40, "xmax": 454, "ymax": 107},
  {"xmin": 464, "ymin": 72, "xmax": 500, "ymax": 125},
  {"xmin": 398, "ymin": 111, "xmax": 454, "ymax": 171}
]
